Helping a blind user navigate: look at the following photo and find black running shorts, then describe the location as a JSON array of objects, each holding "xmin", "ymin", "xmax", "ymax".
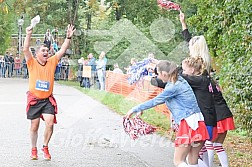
[{"xmin": 27, "ymin": 99, "xmax": 55, "ymax": 120}]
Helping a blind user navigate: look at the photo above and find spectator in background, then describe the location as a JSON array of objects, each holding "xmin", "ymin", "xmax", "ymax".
[
  {"xmin": 87, "ymin": 53, "xmax": 96, "ymax": 87},
  {"xmin": 113, "ymin": 63, "xmax": 123, "ymax": 74},
  {"xmin": 65, "ymin": 56, "xmax": 70, "ymax": 80},
  {"xmin": 55, "ymin": 61, "xmax": 61, "ymax": 81},
  {"xmin": 87, "ymin": 53, "xmax": 96, "ymax": 71},
  {"xmin": 22, "ymin": 58, "xmax": 28, "ymax": 78},
  {"xmin": 77, "ymin": 57, "xmax": 85, "ymax": 84},
  {"xmin": 51, "ymin": 27, "xmax": 59, "ymax": 41},
  {"xmin": 52, "ymin": 40, "xmax": 59, "ymax": 52},
  {"xmin": 0, "ymin": 56, "xmax": 4, "ymax": 77},
  {"xmin": 45, "ymin": 29, "xmax": 52, "ymax": 42},
  {"xmin": 9, "ymin": 53, "xmax": 14, "ymax": 77},
  {"xmin": 96, "ymin": 52, "xmax": 107, "ymax": 90},
  {"xmin": 43, "ymin": 36, "xmax": 51, "ymax": 50},
  {"xmin": 61, "ymin": 57, "xmax": 70, "ymax": 80},
  {"xmin": 4, "ymin": 52, "xmax": 10, "ymax": 78},
  {"xmin": 14, "ymin": 55, "xmax": 21, "ymax": 77},
  {"xmin": 3, "ymin": 52, "xmax": 10, "ymax": 78},
  {"xmin": 36, "ymin": 38, "xmax": 41, "ymax": 46},
  {"xmin": 100, "ymin": 51, "xmax": 107, "ymax": 66}
]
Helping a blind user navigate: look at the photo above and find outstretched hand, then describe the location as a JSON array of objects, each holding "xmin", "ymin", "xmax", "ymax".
[
  {"xmin": 26, "ymin": 26, "xmax": 33, "ymax": 36},
  {"xmin": 66, "ymin": 24, "xmax": 76, "ymax": 38},
  {"xmin": 179, "ymin": 11, "xmax": 185, "ymax": 24},
  {"xmin": 125, "ymin": 110, "xmax": 143, "ymax": 118},
  {"xmin": 125, "ymin": 110, "xmax": 134, "ymax": 119}
]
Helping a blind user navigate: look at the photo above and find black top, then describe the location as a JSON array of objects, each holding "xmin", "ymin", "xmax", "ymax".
[
  {"xmin": 43, "ymin": 39, "xmax": 51, "ymax": 49},
  {"xmin": 181, "ymin": 74, "xmax": 217, "ymax": 126},
  {"xmin": 182, "ymin": 29, "xmax": 192, "ymax": 42},
  {"xmin": 150, "ymin": 77, "xmax": 166, "ymax": 88},
  {"xmin": 4, "ymin": 55, "xmax": 10, "ymax": 63},
  {"xmin": 9, "ymin": 56, "xmax": 14, "ymax": 63},
  {"xmin": 211, "ymin": 80, "xmax": 233, "ymax": 121}
]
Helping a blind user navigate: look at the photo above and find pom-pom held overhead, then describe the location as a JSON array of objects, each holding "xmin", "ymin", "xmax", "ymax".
[{"xmin": 157, "ymin": 0, "xmax": 181, "ymax": 11}]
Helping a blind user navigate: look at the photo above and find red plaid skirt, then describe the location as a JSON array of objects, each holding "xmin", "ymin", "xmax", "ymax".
[
  {"xmin": 217, "ymin": 117, "xmax": 235, "ymax": 133},
  {"xmin": 210, "ymin": 126, "xmax": 218, "ymax": 142},
  {"xmin": 175, "ymin": 120, "xmax": 209, "ymax": 147}
]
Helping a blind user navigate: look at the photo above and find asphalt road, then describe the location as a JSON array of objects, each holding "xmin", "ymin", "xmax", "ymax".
[{"xmin": 0, "ymin": 78, "xmax": 174, "ymax": 167}]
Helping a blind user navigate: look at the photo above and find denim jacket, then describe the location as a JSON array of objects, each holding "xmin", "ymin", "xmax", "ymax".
[{"xmin": 131, "ymin": 76, "xmax": 201, "ymax": 124}]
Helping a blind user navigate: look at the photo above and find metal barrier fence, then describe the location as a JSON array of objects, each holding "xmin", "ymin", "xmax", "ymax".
[
  {"xmin": 0, "ymin": 62, "xmax": 27, "ymax": 78},
  {"xmin": 11, "ymin": 34, "xmax": 65, "ymax": 47},
  {"xmin": 0, "ymin": 62, "xmax": 70, "ymax": 80}
]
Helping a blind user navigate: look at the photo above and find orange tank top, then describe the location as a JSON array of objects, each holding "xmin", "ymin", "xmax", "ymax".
[{"xmin": 27, "ymin": 55, "xmax": 58, "ymax": 99}]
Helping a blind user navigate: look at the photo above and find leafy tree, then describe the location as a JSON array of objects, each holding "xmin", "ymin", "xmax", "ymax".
[
  {"xmin": 13, "ymin": 0, "xmax": 69, "ymax": 31},
  {"xmin": 91, "ymin": 0, "xmax": 194, "ymax": 68},
  {"xmin": 13, "ymin": 0, "xmax": 83, "ymax": 57},
  {"xmin": 0, "ymin": 1, "xmax": 15, "ymax": 54}
]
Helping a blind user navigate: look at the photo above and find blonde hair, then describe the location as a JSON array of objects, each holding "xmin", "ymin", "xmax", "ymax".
[
  {"xmin": 156, "ymin": 60, "xmax": 178, "ymax": 83},
  {"xmin": 189, "ymin": 35, "xmax": 211, "ymax": 74},
  {"xmin": 182, "ymin": 56, "xmax": 205, "ymax": 75}
]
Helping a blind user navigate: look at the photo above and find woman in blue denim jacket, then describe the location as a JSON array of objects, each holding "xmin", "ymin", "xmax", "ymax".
[{"xmin": 126, "ymin": 60, "xmax": 209, "ymax": 167}]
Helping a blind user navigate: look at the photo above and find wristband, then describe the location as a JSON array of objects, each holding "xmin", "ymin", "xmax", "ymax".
[{"xmin": 67, "ymin": 37, "xmax": 71, "ymax": 39}]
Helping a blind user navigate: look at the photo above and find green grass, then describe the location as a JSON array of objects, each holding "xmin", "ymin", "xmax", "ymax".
[
  {"xmin": 57, "ymin": 80, "xmax": 170, "ymax": 134},
  {"xmin": 229, "ymin": 127, "xmax": 249, "ymax": 138}
]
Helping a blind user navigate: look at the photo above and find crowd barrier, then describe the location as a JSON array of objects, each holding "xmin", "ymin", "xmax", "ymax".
[{"xmin": 105, "ymin": 71, "xmax": 170, "ymax": 118}]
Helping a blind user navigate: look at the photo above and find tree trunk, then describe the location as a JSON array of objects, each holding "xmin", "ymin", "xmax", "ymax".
[{"xmin": 72, "ymin": 0, "xmax": 79, "ymax": 24}]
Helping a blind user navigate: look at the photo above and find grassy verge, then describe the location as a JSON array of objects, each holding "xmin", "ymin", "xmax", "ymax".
[{"xmin": 57, "ymin": 80, "xmax": 170, "ymax": 135}]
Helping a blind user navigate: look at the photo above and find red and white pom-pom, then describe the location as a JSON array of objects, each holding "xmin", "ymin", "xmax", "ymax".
[
  {"xmin": 123, "ymin": 117, "xmax": 138, "ymax": 140},
  {"xmin": 123, "ymin": 116, "xmax": 157, "ymax": 140},
  {"xmin": 157, "ymin": 0, "xmax": 181, "ymax": 11}
]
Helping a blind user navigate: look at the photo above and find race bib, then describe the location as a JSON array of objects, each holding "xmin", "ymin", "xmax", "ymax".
[{"xmin": 35, "ymin": 80, "xmax": 50, "ymax": 91}]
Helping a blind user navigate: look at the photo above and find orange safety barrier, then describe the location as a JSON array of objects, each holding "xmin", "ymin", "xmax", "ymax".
[{"xmin": 106, "ymin": 71, "xmax": 170, "ymax": 118}]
